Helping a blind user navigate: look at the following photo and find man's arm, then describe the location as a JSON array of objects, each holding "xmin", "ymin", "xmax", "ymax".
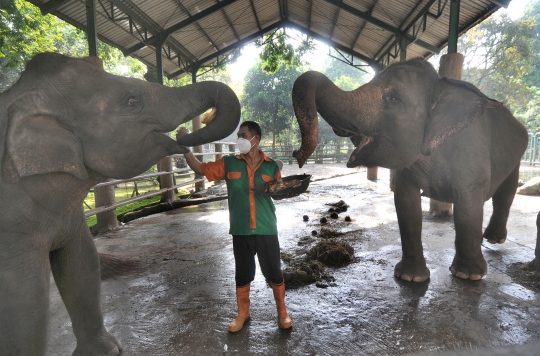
[{"xmin": 183, "ymin": 151, "xmax": 204, "ymax": 176}]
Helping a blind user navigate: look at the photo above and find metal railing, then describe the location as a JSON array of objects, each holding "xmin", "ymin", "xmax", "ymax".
[
  {"xmin": 523, "ymin": 132, "xmax": 540, "ymax": 166},
  {"xmin": 260, "ymin": 143, "xmax": 354, "ymax": 164},
  {"xmin": 84, "ymin": 142, "xmax": 236, "ymax": 218},
  {"xmin": 84, "ymin": 142, "xmax": 353, "ymax": 218}
]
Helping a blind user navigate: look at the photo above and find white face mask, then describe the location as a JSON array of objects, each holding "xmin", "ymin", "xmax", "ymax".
[{"xmin": 237, "ymin": 136, "xmax": 256, "ymax": 154}]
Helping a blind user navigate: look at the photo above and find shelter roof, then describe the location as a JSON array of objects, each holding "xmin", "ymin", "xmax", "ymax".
[{"xmin": 26, "ymin": 0, "xmax": 510, "ymax": 78}]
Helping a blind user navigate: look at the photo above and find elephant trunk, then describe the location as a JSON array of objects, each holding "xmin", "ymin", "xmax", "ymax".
[
  {"xmin": 172, "ymin": 81, "xmax": 240, "ymax": 146},
  {"xmin": 291, "ymin": 71, "xmax": 370, "ymax": 168}
]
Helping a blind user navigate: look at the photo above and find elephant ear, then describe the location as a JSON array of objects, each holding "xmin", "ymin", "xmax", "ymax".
[
  {"xmin": 421, "ymin": 77, "xmax": 501, "ymax": 156},
  {"xmin": 2, "ymin": 92, "xmax": 88, "ymax": 183}
]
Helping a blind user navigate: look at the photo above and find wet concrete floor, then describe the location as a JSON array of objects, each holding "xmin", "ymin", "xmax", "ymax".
[{"xmin": 47, "ymin": 164, "xmax": 540, "ymax": 355}]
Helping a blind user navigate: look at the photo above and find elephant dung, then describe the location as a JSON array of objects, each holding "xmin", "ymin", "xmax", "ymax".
[{"xmin": 307, "ymin": 240, "xmax": 354, "ymax": 267}]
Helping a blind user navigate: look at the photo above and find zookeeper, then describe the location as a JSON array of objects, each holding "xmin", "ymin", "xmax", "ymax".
[{"xmin": 181, "ymin": 120, "xmax": 292, "ymax": 332}]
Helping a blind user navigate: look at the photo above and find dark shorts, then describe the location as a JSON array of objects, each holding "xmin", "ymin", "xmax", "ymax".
[{"xmin": 232, "ymin": 234, "xmax": 283, "ymax": 286}]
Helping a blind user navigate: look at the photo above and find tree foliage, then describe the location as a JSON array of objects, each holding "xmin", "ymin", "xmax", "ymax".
[
  {"xmin": 0, "ymin": 0, "xmax": 146, "ymax": 91},
  {"xmin": 459, "ymin": 13, "xmax": 536, "ymax": 109},
  {"xmin": 257, "ymin": 29, "xmax": 314, "ymax": 74},
  {"xmin": 450, "ymin": 4, "xmax": 540, "ymax": 131},
  {"xmin": 241, "ymin": 59, "xmax": 303, "ymax": 146}
]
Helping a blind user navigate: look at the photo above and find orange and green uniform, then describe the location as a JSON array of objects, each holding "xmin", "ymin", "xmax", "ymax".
[
  {"xmin": 201, "ymin": 151, "xmax": 281, "ymax": 235},
  {"xmin": 201, "ymin": 150, "xmax": 284, "ymax": 286}
]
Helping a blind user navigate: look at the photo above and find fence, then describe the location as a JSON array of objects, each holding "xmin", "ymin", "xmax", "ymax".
[
  {"xmin": 260, "ymin": 143, "xmax": 354, "ymax": 164},
  {"xmin": 84, "ymin": 142, "xmax": 236, "ymax": 218},
  {"xmin": 85, "ymin": 142, "xmax": 354, "ymax": 217},
  {"xmin": 84, "ymin": 142, "xmax": 352, "ymax": 219},
  {"xmin": 523, "ymin": 132, "xmax": 540, "ymax": 166}
]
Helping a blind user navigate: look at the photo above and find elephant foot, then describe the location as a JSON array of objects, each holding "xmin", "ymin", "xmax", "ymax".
[
  {"xmin": 394, "ymin": 259, "xmax": 430, "ymax": 282},
  {"xmin": 72, "ymin": 329, "xmax": 121, "ymax": 356},
  {"xmin": 483, "ymin": 225, "xmax": 507, "ymax": 244},
  {"xmin": 449, "ymin": 256, "xmax": 487, "ymax": 280},
  {"xmin": 527, "ymin": 258, "xmax": 540, "ymax": 272}
]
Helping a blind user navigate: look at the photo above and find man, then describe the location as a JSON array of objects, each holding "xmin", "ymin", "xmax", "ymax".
[{"xmin": 182, "ymin": 121, "xmax": 292, "ymax": 332}]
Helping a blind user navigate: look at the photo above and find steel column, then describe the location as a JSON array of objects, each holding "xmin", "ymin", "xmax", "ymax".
[
  {"xmin": 86, "ymin": 0, "xmax": 98, "ymax": 57},
  {"xmin": 448, "ymin": 0, "xmax": 460, "ymax": 54},
  {"xmin": 191, "ymin": 69, "xmax": 205, "ymax": 191}
]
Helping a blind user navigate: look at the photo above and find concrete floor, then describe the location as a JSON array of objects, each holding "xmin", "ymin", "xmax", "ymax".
[{"xmin": 46, "ymin": 164, "xmax": 540, "ymax": 355}]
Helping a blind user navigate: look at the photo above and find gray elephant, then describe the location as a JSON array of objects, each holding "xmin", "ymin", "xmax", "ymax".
[
  {"xmin": 0, "ymin": 53, "xmax": 240, "ymax": 355},
  {"xmin": 291, "ymin": 58, "xmax": 528, "ymax": 283}
]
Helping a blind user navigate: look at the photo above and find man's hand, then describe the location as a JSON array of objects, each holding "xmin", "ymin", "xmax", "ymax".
[
  {"xmin": 178, "ymin": 145, "xmax": 190, "ymax": 154},
  {"xmin": 182, "ymin": 150, "xmax": 204, "ymax": 176}
]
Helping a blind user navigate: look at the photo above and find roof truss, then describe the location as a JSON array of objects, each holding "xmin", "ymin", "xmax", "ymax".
[{"xmin": 28, "ymin": 0, "xmax": 506, "ymax": 79}]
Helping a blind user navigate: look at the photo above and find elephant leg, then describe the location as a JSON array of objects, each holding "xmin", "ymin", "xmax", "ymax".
[
  {"xmin": 483, "ymin": 165, "xmax": 519, "ymax": 244},
  {"xmin": 527, "ymin": 211, "xmax": 540, "ymax": 270},
  {"xmin": 450, "ymin": 189, "xmax": 487, "ymax": 280},
  {"xmin": 0, "ymin": 237, "xmax": 50, "ymax": 355},
  {"xmin": 393, "ymin": 174, "xmax": 429, "ymax": 282},
  {"xmin": 49, "ymin": 226, "xmax": 121, "ymax": 356}
]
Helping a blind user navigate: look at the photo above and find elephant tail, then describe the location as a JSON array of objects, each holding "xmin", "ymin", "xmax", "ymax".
[{"xmin": 99, "ymin": 253, "xmax": 143, "ymax": 280}]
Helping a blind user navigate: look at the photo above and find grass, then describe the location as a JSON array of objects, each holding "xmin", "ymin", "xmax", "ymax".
[{"xmin": 85, "ymin": 179, "xmax": 191, "ymax": 228}]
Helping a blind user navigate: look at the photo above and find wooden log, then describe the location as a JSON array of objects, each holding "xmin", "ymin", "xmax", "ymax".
[{"xmin": 429, "ymin": 53, "xmax": 464, "ymax": 217}]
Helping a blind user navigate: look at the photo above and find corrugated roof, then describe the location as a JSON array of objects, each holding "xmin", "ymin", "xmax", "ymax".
[{"xmin": 26, "ymin": 0, "xmax": 508, "ymax": 79}]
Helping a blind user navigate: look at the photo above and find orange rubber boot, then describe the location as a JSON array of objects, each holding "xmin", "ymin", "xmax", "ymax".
[
  {"xmin": 228, "ymin": 284, "xmax": 251, "ymax": 332},
  {"xmin": 271, "ymin": 282, "xmax": 292, "ymax": 329}
]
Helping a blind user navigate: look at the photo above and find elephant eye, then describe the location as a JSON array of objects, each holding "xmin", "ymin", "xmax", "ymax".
[
  {"xmin": 385, "ymin": 93, "xmax": 401, "ymax": 105},
  {"xmin": 127, "ymin": 97, "xmax": 139, "ymax": 106}
]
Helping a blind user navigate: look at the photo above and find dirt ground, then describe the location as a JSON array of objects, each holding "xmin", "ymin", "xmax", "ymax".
[{"xmin": 46, "ymin": 164, "xmax": 540, "ymax": 355}]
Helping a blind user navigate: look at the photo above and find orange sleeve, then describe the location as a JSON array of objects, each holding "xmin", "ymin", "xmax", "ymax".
[{"xmin": 201, "ymin": 157, "xmax": 226, "ymax": 182}]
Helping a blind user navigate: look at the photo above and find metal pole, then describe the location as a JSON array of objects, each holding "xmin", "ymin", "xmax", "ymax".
[
  {"xmin": 85, "ymin": 0, "xmax": 98, "ymax": 57},
  {"xmin": 448, "ymin": 0, "xmax": 460, "ymax": 54},
  {"xmin": 156, "ymin": 34, "xmax": 164, "ymax": 85},
  {"xmin": 399, "ymin": 35, "xmax": 407, "ymax": 62},
  {"xmin": 192, "ymin": 67, "xmax": 205, "ymax": 191},
  {"xmin": 155, "ymin": 34, "xmax": 175, "ymax": 202}
]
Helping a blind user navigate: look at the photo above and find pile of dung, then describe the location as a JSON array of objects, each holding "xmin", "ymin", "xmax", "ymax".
[
  {"xmin": 507, "ymin": 262, "xmax": 540, "ymax": 290},
  {"xmin": 318, "ymin": 227, "xmax": 343, "ymax": 239},
  {"xmin": 326, "ymin": 200, "xmax": 349, "ymax": 213},
  {"xmin": 307, "ymin": 240, "xmax": 354, "ymax": 267},
  {"xmin": 281, "ymin": 253, "xmax": 334, "ymax": 287},
  {"xmin": 281, "ymin": 199, "xmax": 357, "ymax": 288}
]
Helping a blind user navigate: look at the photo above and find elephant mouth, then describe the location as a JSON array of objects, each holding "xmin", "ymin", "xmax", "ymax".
[{"xmin": 347, "ymin": 134, "xmax": 373, "ymax": 168}]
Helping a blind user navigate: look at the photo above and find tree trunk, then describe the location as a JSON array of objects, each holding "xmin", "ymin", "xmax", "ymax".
[
  {"xmin": 193, "ymin": 115, "xmax": 205, "ymax": 191},
  {"xmin": 429, "ymin": 53, "xmax": 464, "ymax": 217},
  {"xmin": 83, "ymin": 56, "xmax": 119, "ymax": 232}
]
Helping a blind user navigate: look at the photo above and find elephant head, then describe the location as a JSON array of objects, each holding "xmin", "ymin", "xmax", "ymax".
[
  {"xmin": 292, "ymin": 58, "xmax": 500, "ymax": 169},
  {"xmin": 1, "ymin": 52, "xmax": 240, "ymax": 182}
]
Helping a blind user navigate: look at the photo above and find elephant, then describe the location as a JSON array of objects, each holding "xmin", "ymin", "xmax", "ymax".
[
  {"xmin": 0, "ymin": 53, "xmax": 240, "ymax": 355},
  {"xmin": 291, "ymin": 57, "xmax": 528, "ymax": 283}
]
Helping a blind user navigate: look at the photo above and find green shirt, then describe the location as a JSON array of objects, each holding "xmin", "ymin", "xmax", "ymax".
[{"xmin": 201, "ymin": 151, "xmax": 281, "ymax": 235}]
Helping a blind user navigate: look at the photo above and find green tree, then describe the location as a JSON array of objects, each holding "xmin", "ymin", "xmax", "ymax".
[
  {"xmin": 459, "ymin": 13, "xmax": 535, "ymax": 109},
  {"xmin": 518, "ymin": 0, "xmax": 540, "ymax": 130},
  {"xmin": 257, "ymin": 29, "xmax": 314, "ymax": 74},
  {"xmin": 0, "ymin": 0, "xmax": 146, "ymax": 91},
  {"xmin": 241, "ymin": 59, "xmax": 303, "ymax": 152},
  {"xmin": 0, "ymin": 0, "xmax": 61, "ymax": 90}
]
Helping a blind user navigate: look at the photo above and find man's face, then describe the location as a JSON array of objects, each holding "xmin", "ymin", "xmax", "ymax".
[{"xmin": 237, "ymin": 126, "xmax": 258, "ymax": 142}]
